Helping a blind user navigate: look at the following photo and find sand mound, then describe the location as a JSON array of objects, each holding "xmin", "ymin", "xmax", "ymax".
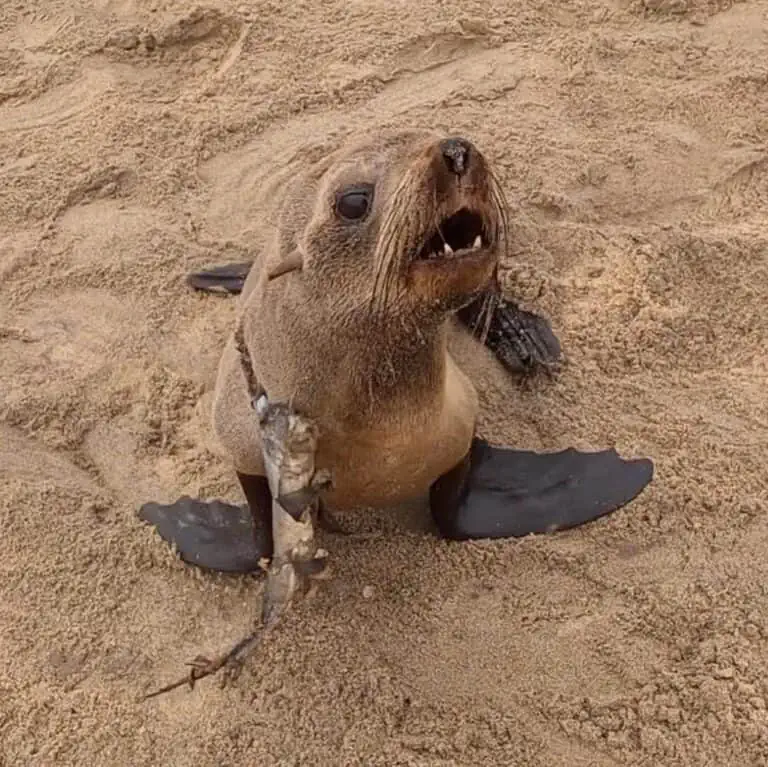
[{"xmin": 1, "ymin": 1, "xmax": 767, "ymax": 765}]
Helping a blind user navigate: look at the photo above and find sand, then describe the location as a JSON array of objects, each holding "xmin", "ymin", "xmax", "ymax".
[{"xmin": 1, "ymin": 0, "xmax": 767, "ymax": 764}]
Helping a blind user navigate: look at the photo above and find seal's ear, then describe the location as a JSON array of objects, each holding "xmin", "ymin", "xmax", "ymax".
[{"xmin": 267, "ymin": 249, "xmax": 304, "ymax": 281}]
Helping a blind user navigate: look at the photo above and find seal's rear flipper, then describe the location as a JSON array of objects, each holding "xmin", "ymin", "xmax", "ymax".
[
  {"xmin": 138, "ymin": 496, "xmax": 267, "ymax": 573},
  {"xmin": 430, "ymin": 438, "xmax": 654, "ymax": 540},
  {"xmin": 186, "ymin": 262, "xmax": 253, "ymax": 295},
  {"xmin": 456, "ymin": 294, "xmax": 562, "ymax": 377}
]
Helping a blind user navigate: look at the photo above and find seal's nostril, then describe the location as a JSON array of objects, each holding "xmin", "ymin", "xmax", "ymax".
[{"xmin": 439, "ymin": 137, "xmax": 471, "ymax": 176}]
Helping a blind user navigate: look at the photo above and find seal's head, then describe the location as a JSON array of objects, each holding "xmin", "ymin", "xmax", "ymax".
[{"xmin": 269, "ymin": 130, "xmax": 507, "ymax": 327}]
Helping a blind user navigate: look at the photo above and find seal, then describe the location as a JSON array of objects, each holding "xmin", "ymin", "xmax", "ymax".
[{"xmin": 140, "ymin": 130, "xmax": 653, "ymax": 573}]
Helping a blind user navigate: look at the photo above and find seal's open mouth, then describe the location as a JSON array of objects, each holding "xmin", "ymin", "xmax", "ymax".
[{"xmin": 416, "ymin": 208, "xmax": 488, "ymax": 262}]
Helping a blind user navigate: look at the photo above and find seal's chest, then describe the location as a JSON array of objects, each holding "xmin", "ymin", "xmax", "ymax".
[
  {"xmin": 317, "ymin": 358, "xmax": 478, "ymax": 510},
  {"xmin": 316, "ymin": 426, "xmax": 466, "ymax": 510}
]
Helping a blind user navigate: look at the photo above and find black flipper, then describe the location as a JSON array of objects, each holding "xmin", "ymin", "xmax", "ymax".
[
  {"xmin": 138, "ymin": 440, "xmax": 653, "ymax": 571},
  {"xmin": 456, "ymin": 293, "xmax": 562, "ymax": 376},
  {"xmin": 138, "ymin": 496, "xmax": 267, "ymax": 574},
  {"xmin": 429, "ymin": 438, "xmax": 654, "ymax": 541},
  {"xmin": 186, "ymin": 262, "xmax": 253, "ymax": 295}
]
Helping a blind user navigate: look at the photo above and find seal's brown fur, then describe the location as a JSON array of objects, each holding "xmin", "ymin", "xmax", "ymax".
[{"xmin": 211, "ymin": 130, "xmax": 507, "ymax": 509}]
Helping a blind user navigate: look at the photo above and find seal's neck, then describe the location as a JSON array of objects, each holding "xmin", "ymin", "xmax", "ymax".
[{"xmin": 343, "ymin": 314, "xmax": 448, "ymax": 417}]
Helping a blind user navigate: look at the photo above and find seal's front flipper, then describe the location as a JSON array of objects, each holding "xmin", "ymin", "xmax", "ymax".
[
  {"xmin": 138, "ymin": 496, "xmax": 269, "ymax": 573},
  {"xmin": 457, "ymin": 294, "xmax": 562, "ymax": 376},
  {"xmin": 186, "ymin": 262, "xmax": 253, "ymax": 295},
  {"xmin": 430, "ymin": 438, "xmax": 654, "ymax": 541}
]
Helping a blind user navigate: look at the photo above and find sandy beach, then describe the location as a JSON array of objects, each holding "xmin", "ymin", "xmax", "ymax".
[{"xmin": 1, "ymin": 1, "xmax": 767, "ymax": 764}]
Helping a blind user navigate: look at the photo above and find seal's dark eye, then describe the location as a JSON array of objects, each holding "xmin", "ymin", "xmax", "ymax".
[{"xmin": 335, "ymin": 184, "xmax": 374, "ymax": 222}]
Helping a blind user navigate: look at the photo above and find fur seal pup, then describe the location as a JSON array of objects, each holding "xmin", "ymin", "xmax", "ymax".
[{"xmin": 140, "ymin": 130, "xmax": 653, "ymax": 573}]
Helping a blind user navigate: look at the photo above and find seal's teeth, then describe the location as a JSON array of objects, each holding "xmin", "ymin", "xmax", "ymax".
[
  {"xmin": 443, "ymin": 242, "xmax": 454, "ymax": 256},
  {"xmin": 473, "ymin": 235, "xmax": 482, "ymax": 249}
]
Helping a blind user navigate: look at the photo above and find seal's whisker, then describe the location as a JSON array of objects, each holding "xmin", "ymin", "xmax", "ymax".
[
  {"xmin": 476, "ymin": 290, "xmax": 497, "ymax": 346},
  {"xmin": 371, "ymin": 185, "xmax": 406, "ymax": 309},
  {"xmin": 430, "ymin": 186, "xmax": 448, "ymax": 247},
  {"xmin": 371, "ymin": 174, "xmax": 414, "ymax": 316},
  {"xmin": 488, "ymin": 169, "xmax": 510, "ymax": 253},
  {"xmin": 372, "ymin": 216, "xmax": 401, "ymax": 314}
]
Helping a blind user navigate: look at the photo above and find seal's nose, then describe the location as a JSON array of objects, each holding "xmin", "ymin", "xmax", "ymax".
[{"xmin": 439, "ymin": 137, "xmax": 471, "ymax": 176}]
